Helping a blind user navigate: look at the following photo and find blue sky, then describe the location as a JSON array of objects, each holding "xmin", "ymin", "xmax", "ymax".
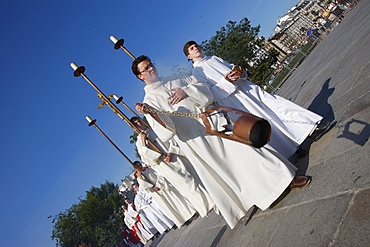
[{"xmin": 0, "ymin": 0, "xmax": 299, "ymax": 246}]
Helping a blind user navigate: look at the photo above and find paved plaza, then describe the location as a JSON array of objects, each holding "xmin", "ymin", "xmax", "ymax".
[{"xmin": 147, "ymin": 0, "xmax": 370, "ymax": 246}]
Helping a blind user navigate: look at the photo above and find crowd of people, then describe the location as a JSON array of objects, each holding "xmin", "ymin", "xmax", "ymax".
[
  {"xmin": 119, "ymin": 41, "xmax": 333, "ymax": 246},
  {"xmin": 315, "ymin": 0, "xmax": 359, "ymax": 35}
]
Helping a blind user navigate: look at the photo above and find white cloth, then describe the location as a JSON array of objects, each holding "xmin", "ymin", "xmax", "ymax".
[
  {"xmin": 127, "ymin": 203, "xmax": 156, "ymax": 235},
  {"xmin": 192, "ymin": 56, "xmax": 323, "ymax": 158},
  {"xmin": 134, "ymin": 187, "xmax": 173, "ymax": 234},
  {"xmin": 136, "ymin": 168, "xmax": 194, "ymax": 228},
  {"xmin": 141, "ymin": 76, "xmax": 297, "ymax": 229},
  {"xmin": 136, "ymin": 129, "xmax": 214, "ymax": 218},
  {"xmin": 124, "ymin": 210, "xmax": 153, "ymax": 244}
]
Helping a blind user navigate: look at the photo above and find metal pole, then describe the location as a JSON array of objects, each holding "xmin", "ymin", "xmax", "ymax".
[
  {"xmin": 110, "ymin": 35, "xmax": 136, "ymax": 60},
  {"xmin": 85, "ymin": 116, "xmax": 134, "ymax": 167},
  {"xmin": 112, "ymin": 94, "xmax": 151, "ymax": 129},
  {"xmin": 70, "ymin": 62, "xmax": 164, "ymax": 155},
  {"xmin": 112, "ymin": 94, "xmax": 140, "ymax": 118}
]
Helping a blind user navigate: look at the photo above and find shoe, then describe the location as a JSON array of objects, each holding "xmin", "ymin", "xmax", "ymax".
[
  {"xmin": 310, "ymin": 121, "xmax": 331, "ymax": 142},
  {"xmin": 295, "ymin": 147, "xmax": 309, "ymax": 158},
  {"xmin": 191, "ymin": 213, "xmax": 199, "ymax": 221},
  {"xmin": 290, "ymin": 176, "xmax": 311, "ymax": 190}
]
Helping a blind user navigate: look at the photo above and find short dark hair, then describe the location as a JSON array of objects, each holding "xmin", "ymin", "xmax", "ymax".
[
  {"xmin": 131, "ymin": 55, "xmax": 151, "ymax": 76},
  {"xmin": 133, "ymin": 160, "xmax": 141, "ymax": 167},
  {"xmin": 131, "ymin": 182, "xmax": 139, "ymax": 189},
  {"xmin": 130, "ymin": 116, "xmax": 141, "ymax": 125},
  {"xmin": 183, "ymin": 40, "xmax": 198, "ymax": 56}
]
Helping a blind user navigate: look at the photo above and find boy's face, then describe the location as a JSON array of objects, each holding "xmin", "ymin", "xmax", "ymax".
[
  {"xmin": 134, "ymin": 162, "xmax": 144, "ymax": 171},
  {"xmin": 133, "ymin": 118, "xmax": 145, "ymax": 131},
  {"xmin": 132, "ymin": 184, "xmax": 139, "ymax": 192},
  {"xmin": 137, "ymin": 60, "xmax": 158, "ymax": 84},
  {"xmin": 187, "ymin": 44, "xmax": 203, "ymax": 61}
]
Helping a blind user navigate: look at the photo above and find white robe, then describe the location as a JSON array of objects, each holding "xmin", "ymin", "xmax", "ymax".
[
  {"xmin": 134, "ymin": 187, "xmax": 173, "ymax": 234},
  {"xmin": 127, "ymin": 203, "xmax": 156, "ymax": 235},
  {"xmin": 192, "ymin": 55, "xmax": 323, "ymax": 158},
  {"xmin": 124, "ymin": 209, "xmax": 153, "ymax": 243},
  {"xmin": 136, "ymin": 167, "xmax": 195, "ymax": 228},
  {"xmin": 142, "ymin": 76, "xmax": 297, "ymax": 229},
  {"xmin": 136, "ymin": 129, "xmax": 214, "ymax": 218}
]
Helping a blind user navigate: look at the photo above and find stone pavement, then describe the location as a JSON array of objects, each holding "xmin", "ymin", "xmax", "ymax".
[{"xmin": 146, "ymin": 1, "xmax": 370, "ymax": 246}]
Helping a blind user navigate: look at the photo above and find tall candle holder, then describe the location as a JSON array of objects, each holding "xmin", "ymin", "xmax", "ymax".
[
  {"xmin": 110, "ymin": 35, "xmax": 136, "ymax": 60},
  {"xmin": 70, "ymin": 62, "xmax": 164, "ymax": 155},
  {"xmin": 112, "ymin": 94, "xmax": 151, "ymax": 129}
]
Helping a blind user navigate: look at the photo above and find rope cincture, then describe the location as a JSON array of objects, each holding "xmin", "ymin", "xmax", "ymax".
[{"xmin": 143, "ymin": 104, "xmax": 201, "ymax": 120}]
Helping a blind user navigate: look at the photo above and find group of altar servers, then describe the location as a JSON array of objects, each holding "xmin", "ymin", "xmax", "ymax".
[{"xmin": 119, "ymin": 41, "xmax": 332, "ymax": 245}]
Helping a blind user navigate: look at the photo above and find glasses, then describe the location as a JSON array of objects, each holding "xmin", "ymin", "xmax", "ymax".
[{"xmin": 139, "ymin": 63, "xmax": 155, "ymax": 74}]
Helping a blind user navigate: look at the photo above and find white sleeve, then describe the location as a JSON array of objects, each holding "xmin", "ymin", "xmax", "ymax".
[
  {"xmin": 192, "ymin": 67, "xmax": 238, "ymax": 101},
  {"xmin": 180, "ymin": 76, "xmax": 214, "ymax": 108},
  {"xmin": 138, "ymin": 177, "xmax": 157, "ymax": 192},
  {"xmin": 145, "ymin": 113, "xmax": 177, "ymax": 143},
  {"xmin": 136, "ymin": 140, "xmax": 162, "ymax": 165},
  {"xmin": 167, "ymin": 139, "xmax": 181, "ymax": 155}
]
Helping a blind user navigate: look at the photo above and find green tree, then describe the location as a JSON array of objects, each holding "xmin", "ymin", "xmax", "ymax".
[
  {"xmin": 200, "ymin": 17, "xmax": 277, "ymax": 85},
  {"xmin": 201, "ymin": 18, "xmax": 260, "ymax": 67},
  {"xmin": 51, "ymin": 181, "xmax": 125, "ymax": 247},
  {"xmin": 248, "ymin": 48, "xmax": 279, "ymax": 85}
]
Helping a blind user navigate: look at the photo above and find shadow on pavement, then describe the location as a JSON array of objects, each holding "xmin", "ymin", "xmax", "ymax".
[
  {"xmin": 337, "ymin": 119, "xmax": 370, "ymax": 146},
  {"xmin": 308, "ymin": 78, "xmax": 335, "ymax": 125},
  {"xmin": 210, "ymin": 225, "xmax": 228, "ymax": 247},
  {"xmin": 244, "ymin": 205, "xmax": 259, "ymax": 226}
]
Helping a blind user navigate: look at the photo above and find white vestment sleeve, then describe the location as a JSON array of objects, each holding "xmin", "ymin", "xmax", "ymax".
[
  {"xmin": 193, "ymin": 67, "xmax": 238, "ymax": 101},
  {"xmin": 134, "ymin": 193, "xmax": 146, "ymax": 211},
  {"xmin": 140, "ymin": 190, "xmax": 154, "ymax": 204},
  {"xmin": 146, "ymin": 114, "xmax": 176, "ymax": 143},
  {"xmin": 127, "ymin": 205, "xmax": 139, "ymax": 218},
  {"xmin": 138, "ymin": 177, "xmax": 158, "ymax": 193},
  {"xmin": 136, "ymin": 140, "xmax": 162, "ymax": 164},
  {"xmin": 180, "ymin": 76, "xmax": 214, "ymax": 108},
  {"xmin": 167, "ymin": 139, "xmax": 182, "ymax": 155}
]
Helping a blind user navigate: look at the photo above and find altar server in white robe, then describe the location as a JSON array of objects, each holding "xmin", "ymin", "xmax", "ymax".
[
  {"xmin": 131, "ymin": 55, "xmax": 311, "ymax": 229},
  {"xmin": 132, "ymin": 181, "xmax": 174, "ymax": 234},
  {"xmin": 183, "ymin": 41, "xmax": 329, "ymax": 158},
  {"xmin": 130, "ymin": 116, "xmax": 214, "ymax": 218},
  {"xmin": 133, "ymin": 161, "xmax": 195, "ymax": 228},
  {"xmin": 122, "ymin": 204, "xmax": 154, "ymax": 244},
  {"xmin": 125, "ymin": 198, "xmax": 157, "ymax": 235}
]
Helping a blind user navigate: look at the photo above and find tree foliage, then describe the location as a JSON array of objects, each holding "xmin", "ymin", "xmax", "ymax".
[
  {"xmin": 248, "ymin": 48, "xmax": 279, "ymax": 85},
  {"xmin": 51, "ymin": 181, "xmax": 125, "ymax": 247},
  {"xmin": 201, "ymin": 18, "xmax": 260, "ymax": 67},
  {"xmin": 200, "ymin": 17, "xmax": 278, "ymax": 85}
]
